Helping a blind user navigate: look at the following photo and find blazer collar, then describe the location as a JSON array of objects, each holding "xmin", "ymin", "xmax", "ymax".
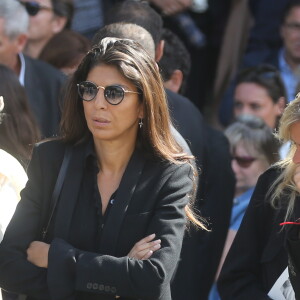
[
  {"xmin": 53, "ymin": 142, "xmax": 87, "ymax": 239},
  {"xmin": 54, "ymin": 142, "xmax": 146, "ymax": 249},
  {"xmin": 99, "ymin": 148, "xmax": 146, "ymax": 255}
]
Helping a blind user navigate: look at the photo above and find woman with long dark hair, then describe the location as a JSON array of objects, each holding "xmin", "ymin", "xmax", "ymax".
[{"xmin": 0, "ymin": 38, "xmax": 203, "ymax": 300}]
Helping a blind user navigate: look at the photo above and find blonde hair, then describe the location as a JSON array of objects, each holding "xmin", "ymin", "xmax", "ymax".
[{"xmin": 269, "ymin": 93, "xmax": 300, "ymax": 220}]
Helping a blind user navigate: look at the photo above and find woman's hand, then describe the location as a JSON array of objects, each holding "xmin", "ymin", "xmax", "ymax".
[
  {"xmin": 27, "ymin": 241, "xmax": 50, "ymax": 268},
  {"xmin": 294, "ymin": 165, "xmax": 300, "ymax": 192},
  {"xmin": 128, "ymin": 233, "xmax": 161, "ymax": 260}
]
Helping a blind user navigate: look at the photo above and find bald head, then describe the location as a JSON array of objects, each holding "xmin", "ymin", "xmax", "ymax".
[{"xmin": 92, "ymin": 23, "xmax": 155, "ymax": 59}]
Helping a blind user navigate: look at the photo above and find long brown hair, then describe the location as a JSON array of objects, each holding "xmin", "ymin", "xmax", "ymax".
[
  {"xmin": 60, "ymin": 37, "xmax": 206, "ymax": 229},
  {"xmin": 0, "ymin": 64, "xmax": 40, "ymax": 167}
]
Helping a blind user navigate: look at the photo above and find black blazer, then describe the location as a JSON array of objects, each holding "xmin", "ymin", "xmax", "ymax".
[
  {"xmin": 24, "ymin": 55, "xmax": 66, "ymax": 138},
  {"xmin": 284, "ymin": 197, "xmax": 300, "ymax": 299},
  {"xmin": 0, "ymin": 139, "xmax": 193, "ymax": 300},
  {"xmin": 218, "ymin": 167, "xmax": 288, "ymax": 299}
]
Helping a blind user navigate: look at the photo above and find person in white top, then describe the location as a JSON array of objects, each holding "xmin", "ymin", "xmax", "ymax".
[
  {"xmin": 0, "ymin": 149, "xmax": 27, "ymax": 242},
  {"xmin": 0, "ymin": 95, "xmax": 28, "ymax": 300}
]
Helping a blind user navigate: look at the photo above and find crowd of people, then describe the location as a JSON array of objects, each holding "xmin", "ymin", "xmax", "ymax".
[{"xmin": 1, "ymin": 0, "xmax": 300, "ymax": 300}]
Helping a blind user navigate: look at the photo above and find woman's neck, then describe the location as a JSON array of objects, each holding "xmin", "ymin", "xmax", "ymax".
[{"xmin": 94, "ymin": 139, "xmax": 136, "ymax": 175}]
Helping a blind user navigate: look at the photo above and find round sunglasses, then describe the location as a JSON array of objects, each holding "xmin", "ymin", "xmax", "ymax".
[
  {"xmin": 77, "ymin": 81, "xmax": 140, "ymax": 105},
  {"xmin": 19, "ymin": 1, "xmax": 52, "ymax": 16},
  {"xmin": 232, "ymin": 156, "xmax": 257, "ymax": 168}
]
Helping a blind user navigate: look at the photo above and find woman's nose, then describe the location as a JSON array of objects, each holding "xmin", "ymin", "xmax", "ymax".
[{"xmin": 94, "ymin": 89, "xmax": 107, "ymax": 109}]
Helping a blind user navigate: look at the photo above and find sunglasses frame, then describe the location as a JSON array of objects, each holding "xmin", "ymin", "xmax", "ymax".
[
  {"xmin": 19, "ymin": 1, "xmax": 53, "ymax": 16},
  {"xmin": 232, "ymin": 156, "xmax": 257, "ymax": 168},
  {"xmin": 77, "ymin": 81, "xmax": 140, "ymax": 105}
]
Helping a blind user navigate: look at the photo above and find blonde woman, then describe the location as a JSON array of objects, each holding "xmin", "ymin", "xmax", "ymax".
[
  {"xmin": 276, "ymin": 93, "xmax": 300, "ymax": 299},
  {"xmin": 218, "ymin": 95, "xmax": 300, "ymax": 298}
]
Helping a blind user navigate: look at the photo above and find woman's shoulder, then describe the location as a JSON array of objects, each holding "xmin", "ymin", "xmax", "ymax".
[
  {"xmin": 144, "ymin": 155, "xmax": 194, "ymax": 183},
  {"xmin": 253, "ymin": 165, "xmax": 284, "ymax": 209},
  {"xmin": 30, "ymin": 139, "xmax": 72, "ymax": 171},
  {"xmin": 257, "ymin": 165, "xmax": 282, "ymax": 186}
]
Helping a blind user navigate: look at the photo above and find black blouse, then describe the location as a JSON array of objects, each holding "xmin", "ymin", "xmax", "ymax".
[{"xmin": 69, "ymin": 145, "xmax": 117, "ymax": 253}]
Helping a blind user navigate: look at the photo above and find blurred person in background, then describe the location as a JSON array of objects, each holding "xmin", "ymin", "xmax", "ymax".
[
  {"xmin": 39, "ymin": 29, "xmax": 91, "ymax": 76},
  {"xmin": 233, "ymin": 64, "xmax": 286, "ymax": 130},
  {"xmin": 232, "ymin": 64, "xmax": 290, "ymax": 158},
  {"xmin": 0, "ymin": 95, "xmax": 28, "ymax": 243},
  {"xmin": 0, "ymin": 0, "xmax": 66, "ymax": 138},
  {"xmin": 0, "ymin": 64, "xmax": 40, "ymax": 168},
  {"xmin": 240, "ymin": 0, "xmax": 300, "ymax": 103},
  {"xmin": 20, "ymin": 0, "xmax": 74, "ymax": 59},
  {"xmin": 0, "ymin": 95, "xmax": 28, "ymax": 300},
  {"xmin": 217, "ymin": 97, "xmax": 300, "ymax": 299},
  {"xmin": 158, "ymin": 28, "xmax": 191, "ymax": 95},
  {"xmin": 216, "ymin": 0, "xmax": 298, "ymax": 128},
  {"xmin": 209, "ymin": 114, "xmax": 280, "ymax": 300}
]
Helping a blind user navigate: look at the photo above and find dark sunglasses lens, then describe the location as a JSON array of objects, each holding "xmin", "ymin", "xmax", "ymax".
[
  {"xmin": 233, "ymin": 156, "xmax": 256, "ymax": 168},
  {"xmin": 25, "ymin": 2, "xmax": 40, "ymax": 16},
  {"xmin": 104, "ymin": 86, "xmax": 124, "ymax": 104},
  {"xmin": 78, "ymin": 82, "xmax": 97, "ymax": 101}
]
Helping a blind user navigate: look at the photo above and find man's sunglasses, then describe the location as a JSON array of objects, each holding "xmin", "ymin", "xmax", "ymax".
[
  {"xmin": 77, "ymin": 81, "xmax": 140, "ymax": 105},
  {"xmin": 232, "ymin": 156, "xmax": 257, "ymax": 168},
  {"xmin": 19, "ymin": 1, "xmax": 52, "ymax": 16}
]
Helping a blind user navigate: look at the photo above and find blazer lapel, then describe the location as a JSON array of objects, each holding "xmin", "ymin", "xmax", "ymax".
[
  {"xmin": 100, "ymin": 149, "xmax": 146, "ymax": 255},
  {"xmin": 53, "ymin": 143, "xmax": 86, "ymax": 239}
]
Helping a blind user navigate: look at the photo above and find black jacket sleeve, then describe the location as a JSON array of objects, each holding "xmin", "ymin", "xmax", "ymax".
[{"xmin": 285, "ymin": 198, "xmax": 300, "ymax": 299}]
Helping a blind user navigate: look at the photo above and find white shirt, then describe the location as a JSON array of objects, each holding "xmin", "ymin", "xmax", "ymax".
[
  {"xmin": 18, "ymin": 52, "xmax": 26, "ymax": 86},
  {"xmin": 0, "ymin": 149, "xmax": 27, "ymax": 242}
]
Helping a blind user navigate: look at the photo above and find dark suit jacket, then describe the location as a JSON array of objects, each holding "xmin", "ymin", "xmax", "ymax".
[
  {"xmin": 218, "ymin": 167, "xmax": 288, "ymax": 299},
  {"xmin": 24, "ymin": 55, "xmax": 66, "ymax": 138},
  {"xmin": 166, "ymin": 90, "xmax": 235, "ymax": 299},
  {"xmin": 284, "ymin": 197, "xmax": 300, "ymax": 299},
  {"xmin": 0, "ymin": 139, "xmax": 193, "ymax": 300}
]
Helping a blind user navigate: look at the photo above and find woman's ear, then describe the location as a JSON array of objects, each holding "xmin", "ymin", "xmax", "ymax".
[
  {"xmin": 138, "ymin": 104, "xmax": 144, "ymax": 119},
  {"xmin": 51, "ymin": 16, "xmax": 67, "ymax": 34},
  {"xmin": 155, "ymin": 40, "xmax": 165, "ymax": 62}
]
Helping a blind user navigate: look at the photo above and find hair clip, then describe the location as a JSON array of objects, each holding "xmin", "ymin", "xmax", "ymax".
[{"xmin": 87, "ymin": 47, "xmax": 101, "ymax": 57}]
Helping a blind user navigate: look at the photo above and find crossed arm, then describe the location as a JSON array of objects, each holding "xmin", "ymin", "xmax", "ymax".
[{"xmin": 27, "ymin": 234, "xmax": 161, "ymax": 268}]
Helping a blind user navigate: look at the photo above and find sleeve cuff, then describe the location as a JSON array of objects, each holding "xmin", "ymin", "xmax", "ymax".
[{"xmin": 47, "ymin": 238, "xmax": 77, "ymax": 300}]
